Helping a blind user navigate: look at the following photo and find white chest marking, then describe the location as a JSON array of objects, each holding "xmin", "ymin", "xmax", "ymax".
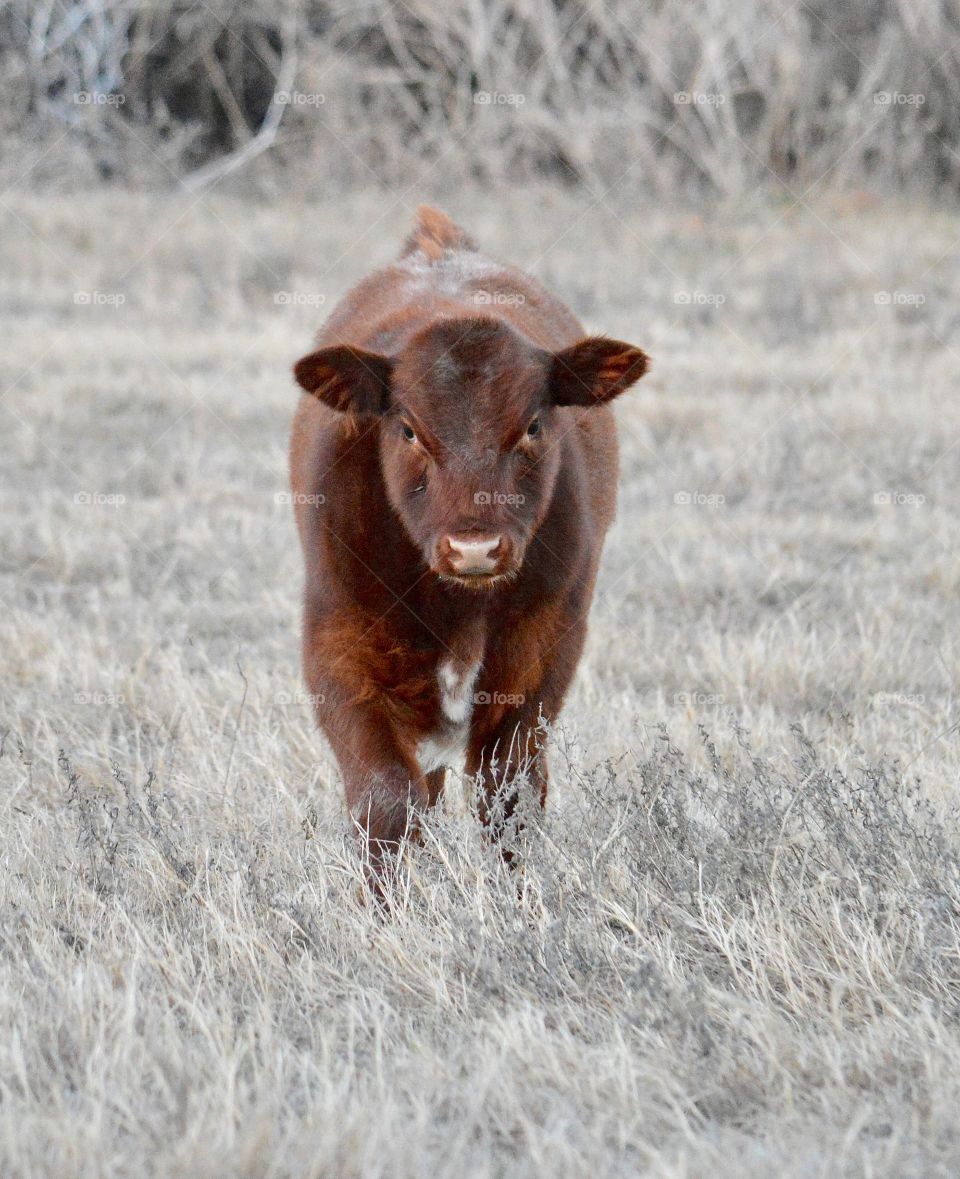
[
  {"xmin": 416, "ymin": 658, "xmax": 481, "ymax": 773},
  {"xmin": 438, "ymin": 657, "xmax": 480, "ymax": 723}
]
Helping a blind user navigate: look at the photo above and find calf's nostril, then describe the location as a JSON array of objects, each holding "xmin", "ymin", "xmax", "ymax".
[{"xmin": 446, "ymin": 535, "xmax": 502, "ymax": 572}]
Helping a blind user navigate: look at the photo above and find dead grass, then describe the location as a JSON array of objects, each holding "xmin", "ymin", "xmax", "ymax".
[{"xmin": 1, "ymin": 186, "xmax": 960, "ymax": 1177}]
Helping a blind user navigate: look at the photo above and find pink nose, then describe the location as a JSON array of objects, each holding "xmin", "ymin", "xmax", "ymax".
[{"xmin": 446, "ymin": 535, "xmax": 501, "ymax": 574}]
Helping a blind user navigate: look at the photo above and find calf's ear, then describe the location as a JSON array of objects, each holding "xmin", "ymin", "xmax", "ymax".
[
  {"xmin": 293, "ymin": 345, "xmax": 394, "ymax": 415},
  {"xmin": 548, "ymin": 337, "xmax": 650, "ymax": 407}
]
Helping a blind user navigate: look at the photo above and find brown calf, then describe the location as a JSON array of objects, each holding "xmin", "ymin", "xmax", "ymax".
[{"xmin": 290, "ymin": 206, "xmax": 649, "ymax": 872}]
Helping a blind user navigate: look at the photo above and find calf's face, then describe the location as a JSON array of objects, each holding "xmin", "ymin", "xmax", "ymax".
[{"xmin": 294, "ymin": 317, "xmax": 648, "ymax": 588}]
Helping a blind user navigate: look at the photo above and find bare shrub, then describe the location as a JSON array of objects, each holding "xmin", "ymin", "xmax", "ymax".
[{"xmin": 3, "ymin": 0, "xmax": 960, "ymax": 196}]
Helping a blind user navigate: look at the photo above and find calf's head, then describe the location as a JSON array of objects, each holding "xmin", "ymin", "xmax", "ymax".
[{"xmin": 294, "ymin": 318, "xmax": 648, "ymax": 587}]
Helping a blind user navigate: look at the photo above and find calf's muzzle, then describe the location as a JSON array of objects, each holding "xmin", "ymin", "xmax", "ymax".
[{"xmin": 436, "ymin": 533, "xmax": 505, "ymax": 578}]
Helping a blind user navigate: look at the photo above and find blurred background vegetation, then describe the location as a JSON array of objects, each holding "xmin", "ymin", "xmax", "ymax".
[{"xmin": 3, "ymin": 0, "xmax": 958, "ymax": 199}]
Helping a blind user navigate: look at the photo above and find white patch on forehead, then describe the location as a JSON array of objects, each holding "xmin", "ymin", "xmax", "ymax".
[{"xmin": 424, "ymin": 353, "xmax": 457, "ymax": 384}]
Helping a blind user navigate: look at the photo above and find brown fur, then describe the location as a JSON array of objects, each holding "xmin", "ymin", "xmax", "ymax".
[
  {"xmin": 289, "ymin": 206, "xmax": 649, "ymax": 880},
  {"xmin": 401, "ymin": 204, "xmax": 477, "ymax": 260}
]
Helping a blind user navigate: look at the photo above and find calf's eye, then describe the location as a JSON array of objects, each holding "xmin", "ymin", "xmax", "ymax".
[
  {"xmin": 526, "ymin": 417, "xmax": 541, "ymax": 438},
  {"xmin": 401, "ymin": 422, "xmax": 417, "ymax": 442}
]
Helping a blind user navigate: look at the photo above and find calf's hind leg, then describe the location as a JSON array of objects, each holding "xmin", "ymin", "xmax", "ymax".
[
  {"xmin": 467, "ymin": 618, "xmax": 586, "ymax": 860},
  {"xmin": 466, "ymin": 715, "xmax": 549, "ymax": 862},
  {"xmin": 424, "ymin": 767, "xmax": 446, "ymax": 807}
]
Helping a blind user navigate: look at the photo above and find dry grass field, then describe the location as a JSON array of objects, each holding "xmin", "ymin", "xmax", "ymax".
[{"xmin": 2, "ymin": 185, "xmax": 960, "ymax": 1177}]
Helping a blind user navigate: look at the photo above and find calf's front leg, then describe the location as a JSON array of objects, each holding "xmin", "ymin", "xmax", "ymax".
[
  {"xmin": 316, "ymin": 697, "xmax": 428, "ymax": 866},
  {"xmin": 467, "ymin": 709, "xmax": 549, "ymax": 861},
  {"xmin": 467, "ymin": 617, "xmax": 586, "ymax": 860}
]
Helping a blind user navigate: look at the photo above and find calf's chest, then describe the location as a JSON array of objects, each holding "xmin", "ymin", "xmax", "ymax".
[{"xmin": 415, "ymin": 654, "xmax": 482, "ymax": 772}]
